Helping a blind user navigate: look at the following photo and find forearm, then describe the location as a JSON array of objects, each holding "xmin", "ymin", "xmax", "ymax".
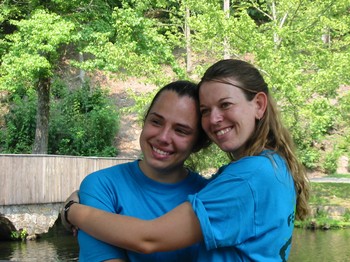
[{"xmin": 68, "ymin": 202, "xmax": 203, "ymax": 253}]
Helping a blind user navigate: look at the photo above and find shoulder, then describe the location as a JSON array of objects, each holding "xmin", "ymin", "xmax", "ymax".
[
  {"xmin": 220, "ymin": 151, "xmax": 287, "ymax": 180},
  {"xmin": 81, "ymin": 160, "xmax": 138, "ymax": 185}
]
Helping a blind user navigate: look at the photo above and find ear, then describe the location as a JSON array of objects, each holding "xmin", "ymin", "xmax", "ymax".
[{"xmin": 254, "ymin": 92, "xmax": 267, "ymax": 120}]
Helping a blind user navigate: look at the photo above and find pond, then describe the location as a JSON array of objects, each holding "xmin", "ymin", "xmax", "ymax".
[
  {"xmin": 0, "ymin": 225, "xmax": 349, "ymax": 261},
  {"xmin": 289, "ymin": 227, "xmax": 350, "ymax": 262}
]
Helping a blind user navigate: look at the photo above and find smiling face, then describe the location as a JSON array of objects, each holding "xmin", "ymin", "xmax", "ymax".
[
  {"xmin": 199, "ymin": 80, "xmax": 262, "ymax": 156},
  {"xmin": 139, "ymin": 90, "xmax": 199, "ymax": 182}
]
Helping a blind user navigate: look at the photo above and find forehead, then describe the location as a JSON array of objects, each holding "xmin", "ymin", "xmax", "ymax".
[
  {"xmin": 149, "ymin": 91, "xmax": 199, "ymax": 126},
  {"xmin": 199, "ymin": 80, "xmax": 245, "ymax": 102}
]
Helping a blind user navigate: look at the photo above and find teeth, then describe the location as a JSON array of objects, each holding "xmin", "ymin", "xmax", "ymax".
[
  {"xmin": 216, "ymin": 128, "xmax": 231, "ymax": 136},
  {"xmin": 153, "ymin": 146, "xmax": 170, "ymax": 155}
]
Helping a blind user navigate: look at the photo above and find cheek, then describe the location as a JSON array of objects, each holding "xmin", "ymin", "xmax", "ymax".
[
  {"xmin": 141, "ymin": 123, "xmax": 157, "ymax": 137},
  {"xmin": 239, "ymin": 111, "xmax": 257, "ymax": 134},
  {"xmin": 139, "ymin": 130, "xmax": 146, "ymax": 147},
  {"xmin": 177, "ymin": 137, "xmax": 196, "ymax": 154},
  {"xmin": 201, "ymin": 117, "xmax": 210, "ymax": 133},
  {"xmin": 139, "ymin": 125, "xmax": 156, "ymax": 145}
]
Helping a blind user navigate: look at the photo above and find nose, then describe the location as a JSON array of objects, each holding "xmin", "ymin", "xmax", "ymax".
[
  {"xmin": 210, "ymin": 108, "xmax": 223, "ymax": 124},
  {"xmin": 157, "ymin": 127, "xmax": 171, "ymax": 144}
]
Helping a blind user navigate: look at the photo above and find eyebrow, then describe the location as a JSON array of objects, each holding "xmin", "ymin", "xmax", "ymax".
[
  {"xmin": 200, "ymin": 97, "xmax": 232, "ymax": 108},
  {"xmin": 149, "ymin": 112, "xmax": 195, "ymax": 131}
]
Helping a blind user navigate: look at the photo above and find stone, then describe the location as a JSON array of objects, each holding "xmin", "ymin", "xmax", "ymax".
[{"xmin": 0, "ymin": 214, "xmax": 17, "ymax": 240}]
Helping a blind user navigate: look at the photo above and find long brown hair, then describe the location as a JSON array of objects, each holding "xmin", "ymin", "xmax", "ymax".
[{"xmin": 199, "ymin": 59, "xmax": 310, "ymax": 220}]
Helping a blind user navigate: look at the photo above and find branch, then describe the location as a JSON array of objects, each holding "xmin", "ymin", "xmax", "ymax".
[{"xmin": 249, "ymin": 0, "xmax": 273, "ymax": 21}]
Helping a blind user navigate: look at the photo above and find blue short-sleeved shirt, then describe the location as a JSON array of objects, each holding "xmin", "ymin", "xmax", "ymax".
[
  {"xmin": 78, "ymin": 160, "xmax": 208, "ymax": 262},
  {"xmin": 188, "ymin": 151, "xmax": 296, "ymax": 261}
]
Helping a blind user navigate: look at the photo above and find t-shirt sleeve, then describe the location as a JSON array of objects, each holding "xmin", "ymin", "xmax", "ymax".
[
  {"xmin": 77, "ymin": 172, "xmax": 127, "ymax": 261},
  {"xmin": 188, "ymin": 164, "xmax": 256, "ymax": 250}
]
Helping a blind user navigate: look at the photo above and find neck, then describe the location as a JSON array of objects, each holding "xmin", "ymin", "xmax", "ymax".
[{"xmin": 138, "ymin": 161, "xmax": 188, "ymax": 184}]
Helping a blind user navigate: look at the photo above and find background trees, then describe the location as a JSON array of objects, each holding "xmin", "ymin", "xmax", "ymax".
[{"xmin": 0, "ymin": 0, "xmax": 349, "ymax": 173}]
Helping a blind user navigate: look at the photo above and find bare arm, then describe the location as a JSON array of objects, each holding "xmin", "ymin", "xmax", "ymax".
[{"xmin": 68, "ymin": 201, "xmax": 203, "ymax": 254}]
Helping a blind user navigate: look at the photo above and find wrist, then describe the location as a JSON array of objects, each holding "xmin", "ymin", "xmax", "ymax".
[{"xmin": 64, "ymin": 200, "xmax": 77, "ymax": 225}]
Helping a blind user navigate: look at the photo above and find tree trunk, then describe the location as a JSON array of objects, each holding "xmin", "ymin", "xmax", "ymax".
[
  {"xmin": 223, "ymin": 0, "xmax": 230, "ymax": 59},
  {"xmin": 185, "ymin": 7, "xmax": 192, "ymax": 73},
  {"xmin": 32, "ymin": 77, "xmax": 50, "ymax": 154},
  {"xmin": 79, "ymin": 52, "xmax": 86, "ymax": 85}
]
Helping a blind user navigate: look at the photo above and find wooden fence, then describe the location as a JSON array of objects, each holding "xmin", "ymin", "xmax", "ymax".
[{"xmin": 0, "ymin": 154, "xmax": 135, "ymax": 205}]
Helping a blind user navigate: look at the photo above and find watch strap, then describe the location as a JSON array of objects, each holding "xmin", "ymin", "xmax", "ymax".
[{"xmin": 64, "ymin": 200, "xmax": 77, "ymax": 225}]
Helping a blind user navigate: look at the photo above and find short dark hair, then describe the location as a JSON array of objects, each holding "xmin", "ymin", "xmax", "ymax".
[{"xmin": 144, "ymin": 80, "xmax": 211, "ymax": 152}]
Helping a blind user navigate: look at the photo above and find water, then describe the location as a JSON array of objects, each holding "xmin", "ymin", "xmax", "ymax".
[
  {"xmin": 0, "ymin": 226, "xmax": 349, "ymax": 261},
  {"xmin": 0, "ymin": 223, "xmax": 78, "ymax": 261},
  {"xmin": 289, "ymin": 228, "xmax": 350, "ymax": 262}
]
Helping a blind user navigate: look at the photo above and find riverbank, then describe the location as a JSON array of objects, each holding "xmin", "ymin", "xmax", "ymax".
[{"xmin": 296, "ymin": 179, "xmax": 350, "ymax": 230}]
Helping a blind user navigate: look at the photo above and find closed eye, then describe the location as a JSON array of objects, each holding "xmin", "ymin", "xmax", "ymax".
[
  {"xmin": 175, "ymin": 129, "xmax": 188, "ymax": 135},
  {"xmin": 147, "ymin": 115, "xmax": 163, "ymax": 126}
]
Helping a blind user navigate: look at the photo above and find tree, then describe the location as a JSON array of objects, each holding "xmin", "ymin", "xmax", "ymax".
[
  {"xmin": 0, "ymin": 0, "xmax": 181, "ymax": 154},
  {"xmin": 1, "ymin": 0, "xmax": 349, "ymax": 172},
  {"xmin": 0, "ymin": 10, "xmax": 74, "ymax": 153},
  {"xmin": 178, "ymin": 0, "xmax": 350, "ymax": 170}
]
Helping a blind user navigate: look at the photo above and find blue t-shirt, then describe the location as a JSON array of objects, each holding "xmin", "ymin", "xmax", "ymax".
[
  {"xmin": 188, "ymin": 151, "xmax": 296, "ymax": 262},
  {"xmin": 78, "ymin": 160, "xmax": 208, "ymax": 262}
]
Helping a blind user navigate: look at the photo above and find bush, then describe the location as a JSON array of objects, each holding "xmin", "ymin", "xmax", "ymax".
[
  {"xmin": 0, "ymin": 80, "xmax": 120, "ymax": 157},
  {"xmin": 323, "ymin": 150, "xmax": 340, "ymax": 175},
  {"xmin": 49, "ymin": 81, "xmax": 120, "ymax": 156},
  {"xmin": 0, "ymin": 90, "xmax": 37, "ymax": 153}
]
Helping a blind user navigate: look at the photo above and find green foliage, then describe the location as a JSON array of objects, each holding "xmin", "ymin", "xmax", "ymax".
[
  {"xmin": 0, "ymin": 80, "xmax": 120, "ymax": 156},
  {"xmin": 309, "ymin": 183, "xmax": 350, "ymax": 206},
  {"xmin": 10, "ymin": 228, "xmax": 27, "ymax": 241},
  {"xmin": 296, "ymin": 182, "xmax": 350, "ymax": 229},
  {"xmin": 299, "ymin": 183, "xmax": 350, "ymax": 229},
  {"xmin": 0, "ymin": 9, "xmax": 75, "ymax": 91},
  {"xmin": 298, "ymin": 147, "xmax": 320, "ymax": 170},
  {"xmin": 323, "ymin": 149, "xmax": 341, "ymax": 175},
  {"xmin": 0, "ymin": 91, "xmax": 37, "ymax": 153},
  {"xmin": 125, "ymin": 87, "xmax": 159, "ymax": 123},
  {"xmin": 49, "ymin": 81, "xmax": 120, "ymax": 156},
  {"xmin": 187, "ymin": 144, "xmax": 229, "ymax": 175},
  {"xmin": 185, "ymin": 0, "xmax": 350, "ymax": 170},
  {"xmin": 76, "ymin": 3, "xmax": 182, "ymax": 80},
  {"xmin": 0, "ymin": 0, "xmax": 349, "ymax": 171},
  {"xmin": 343, "ymin": 209, "xmax": 350, "ymax": 222},
  {"xmin": 311, "ymin": 210, "xmax": 343, "ymax": 229}
]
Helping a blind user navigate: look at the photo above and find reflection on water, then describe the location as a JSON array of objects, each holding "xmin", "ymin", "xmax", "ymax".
[
  {"xmin": 0, "ymin": 225, "xmax": 349, "ymax": 261},
  {"xmin": 289, "ymin": 228, "xmax": 350, "ymax": 262},
  {"xmin": 0, "ymin": 222, "xmax": 78, "ymax": 261}
]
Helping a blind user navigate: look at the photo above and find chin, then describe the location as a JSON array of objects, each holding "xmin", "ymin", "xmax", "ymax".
[{"xmin": 218, "ymin": 143, "xmax": 238, "ymax": 154}]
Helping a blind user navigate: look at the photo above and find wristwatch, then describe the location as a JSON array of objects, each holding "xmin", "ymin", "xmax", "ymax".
[{"xmin": 64, "ymin": 200, "xmax": 77, "ymax": 225}]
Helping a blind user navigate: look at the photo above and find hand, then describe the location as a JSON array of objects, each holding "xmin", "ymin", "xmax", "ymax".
[{"xmin": 61, "ymin": 190, "xmax": 80, "ymax": 235}]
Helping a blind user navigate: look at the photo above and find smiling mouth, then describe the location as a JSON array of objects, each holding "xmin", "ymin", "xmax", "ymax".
[
  {"xmin": 152, "ymin": 146, "xmax": 171, "ymax": 156},
  {"xmin": 215, "ymin": 127, "xmax": 232, "ymax": 137}
]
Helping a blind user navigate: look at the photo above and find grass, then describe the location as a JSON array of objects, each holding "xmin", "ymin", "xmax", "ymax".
[
  {"xmin": 327, "ymin": 173, "xmax": 350, "ymax": 178},
  {"xmin": 295, "ymin": 181, "xmax": 350, "ymax": 229},
  {"xmin": 309, "ymin": 182, "xmax": 350, "ymax": 208}
]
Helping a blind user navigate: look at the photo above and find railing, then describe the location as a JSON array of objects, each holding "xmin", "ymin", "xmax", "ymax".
[{"xmin": 0, "ymin": 154, "xmax": 134, "ymax": 205}]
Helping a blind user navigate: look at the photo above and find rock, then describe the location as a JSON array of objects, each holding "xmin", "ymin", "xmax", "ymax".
[{"xmin": 0, "ymin": 214, "xmax": 17, "ymax": 240}]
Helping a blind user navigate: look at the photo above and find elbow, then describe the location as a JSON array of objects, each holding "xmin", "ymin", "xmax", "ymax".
[{"xmin": 132, "ymin": 241, "xmax": 158, "ymax": 254}]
